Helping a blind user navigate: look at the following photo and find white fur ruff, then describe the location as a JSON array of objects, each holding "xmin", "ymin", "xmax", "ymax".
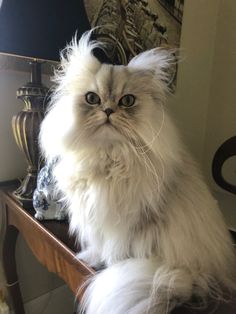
[{"xmin": 40, "ymin": 31, "xmax": 236, "ymax": 313}]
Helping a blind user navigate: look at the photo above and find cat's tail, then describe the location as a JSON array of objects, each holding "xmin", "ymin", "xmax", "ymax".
[{"xmin": 79, "ymin": 258, "xmax": 215, "ymax": 314}]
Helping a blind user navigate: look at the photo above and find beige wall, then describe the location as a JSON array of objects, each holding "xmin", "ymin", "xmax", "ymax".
[
  {"xmin": 170, "ymin": 0, "xmax": 236, "ymax": 189},
  {"xmin": 169, "ymin": 0, "xmax": 236, "ymax": 228},
  {"xmin": 203, "ymin": 0, "xmax": 236, "ymax": 189},
  {"xmin": 169, "ymin": 0, "xmax": 220, "ymax": 163}
]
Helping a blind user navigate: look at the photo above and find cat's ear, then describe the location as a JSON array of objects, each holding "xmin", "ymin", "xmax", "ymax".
[
  {"xmin": 128, "ymin": 48, "xmax": 177, "ymax": 84},
  {"xmin": 55, "ymin": 29, "xmax": 102, "ymax": 82}
]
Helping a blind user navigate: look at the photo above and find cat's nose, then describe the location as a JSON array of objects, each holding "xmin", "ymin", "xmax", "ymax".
[{"xmin": 104, "ymin": 108, "xmax": 114, "ymax": 117}]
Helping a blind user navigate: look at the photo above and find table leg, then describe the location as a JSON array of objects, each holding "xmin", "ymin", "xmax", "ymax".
[{"xmin": 3, "ymin": 225, "xmax": 25, "ymax": 314}]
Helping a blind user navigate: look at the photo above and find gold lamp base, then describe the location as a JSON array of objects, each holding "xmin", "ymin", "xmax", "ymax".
[{"xmin": 12, "ymin": 61, "xmax": 49, "ymax": 206}]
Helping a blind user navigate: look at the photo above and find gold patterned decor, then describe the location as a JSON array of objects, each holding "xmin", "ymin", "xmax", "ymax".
[
  {"xmin": 12, "ymin": 61, "xmax": 49, "ymax": 205},
  {"xmin": 84, "ymin": 0, "xmax": 185, "ymax": 89}
]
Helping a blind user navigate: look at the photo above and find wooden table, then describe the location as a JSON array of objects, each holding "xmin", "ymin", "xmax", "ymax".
[
  {"xmin": 1, "ymin": 182, "xmax": 236, "ymax": 314},
  {"xmin": 1, "ymin": 182, "xmax": 94, "ymax": 314}
]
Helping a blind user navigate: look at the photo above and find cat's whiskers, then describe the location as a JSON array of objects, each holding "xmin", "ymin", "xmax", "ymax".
[
  {"xmin": 113, "ymin": 116, "xmax": 163, "ymax": 199},
  {"xmin": 135, "ymin": 119, "xmax": 166, "ymax": 195},
  {"xmin": 136, "ymin": 142, "xmax": 162, "ymax": 199},
  {"xmin": 82, "ymin": 114, "xmax": 108, "ymax": 135},
  {"xmin": 132, "ymin": 136, "xmax": 164, "ymax": 202},
  {"xmin": 138, "ymin": 108, "xmax": 166, "ymax": 193},
  {"xmin": 130, "ymin": 104, "xmax": 165, "ymax": 153}
]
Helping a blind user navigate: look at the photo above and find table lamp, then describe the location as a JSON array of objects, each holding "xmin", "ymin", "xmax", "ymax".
[{"xmin": 0, "ymin": 0, "xmax": 90, "ymax": 206}]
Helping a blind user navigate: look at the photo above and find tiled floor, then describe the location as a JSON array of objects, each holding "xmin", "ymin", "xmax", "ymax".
[
  {"xmin": 12, "ymin": 235, "xmax": 76, "ymax": 313},
  {"xmin": 10, "ymin": 285, "xmax": 75, "ymax": 314}
]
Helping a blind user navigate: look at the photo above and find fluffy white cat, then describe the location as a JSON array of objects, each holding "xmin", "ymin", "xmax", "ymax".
[{"xmin": 40, "ymin": 31, "xmax": 236, "ymax": 313}]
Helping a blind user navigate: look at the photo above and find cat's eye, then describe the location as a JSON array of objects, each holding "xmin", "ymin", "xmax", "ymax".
[
  {"xmin": 85, "ymin": 92, "xmax": 100, "ymax": 105},
  {"xmin": 118, "ymin": 94, "xmax": 135, "ymax": 107}
]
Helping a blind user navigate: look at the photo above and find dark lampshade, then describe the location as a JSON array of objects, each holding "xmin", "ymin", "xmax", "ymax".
[
  {"xmin": 0, "ymin": 0, "xmax": 90, "ymax": 61},
  {"xmin": 0, "ymin": 0, "xmax": 92, "ymax": 205}
]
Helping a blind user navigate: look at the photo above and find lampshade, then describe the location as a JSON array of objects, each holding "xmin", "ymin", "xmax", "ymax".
[
  {"xmin": 0, "ymin": 0, "xmax": 90, "ymax": 61},
  {"xmin": 0, "ymin": 0, "xmax": 93, "ymax": 204}
]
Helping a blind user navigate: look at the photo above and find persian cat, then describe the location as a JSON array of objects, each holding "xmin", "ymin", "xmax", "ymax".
[{"xmin": 40, "ymin": 31, "xmax": 236, "ymax": 313}]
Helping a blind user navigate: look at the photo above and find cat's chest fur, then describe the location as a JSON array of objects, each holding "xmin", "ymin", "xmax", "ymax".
[
  {"xmin": 60, "ymin": 146, "xmax": 164, "ymax": 261},
  {"xmin": 57, "ymin": 145, "xmax": 162, "ymax": 231}
]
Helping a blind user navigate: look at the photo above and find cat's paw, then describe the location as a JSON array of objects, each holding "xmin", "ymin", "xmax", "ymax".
[
  {"xmin": 34, "ymin": 212, "xmax": 44, "ymax": 220},
  {"xmin": 76, "ymin": 249, "xmax": 102, "ymax": 269}
]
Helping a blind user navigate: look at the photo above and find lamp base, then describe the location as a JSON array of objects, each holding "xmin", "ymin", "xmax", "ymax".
[
  {"xmin": 12, "ymin": 171, "xmax": 37, "ymax": 208},
  {"xmin": 12, "ymin": 61, "xmax": 49, "ymax": 205}
]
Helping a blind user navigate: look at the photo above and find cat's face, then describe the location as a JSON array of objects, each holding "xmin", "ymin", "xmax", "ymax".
[
  {"xmin": 68, "ymin": 63, "xmax": 161, "ymax": 147},
  {"xmin": 41, "ymin": 32, "xmax": 172, "ymax": 157}
]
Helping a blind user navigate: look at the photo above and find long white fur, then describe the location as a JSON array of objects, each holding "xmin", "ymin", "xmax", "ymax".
[{"xmin": 40, "ymin": 31, "xmax": 236, "ymax": 313}]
